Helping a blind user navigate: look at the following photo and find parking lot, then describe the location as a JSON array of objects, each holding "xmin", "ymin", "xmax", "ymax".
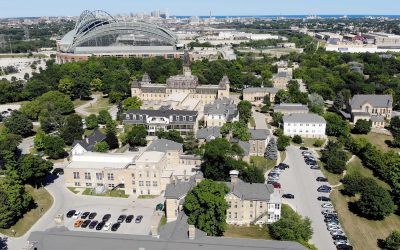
[{"xmin": 275, "ymin": 146, "xmax": 338, "ymax": 250}]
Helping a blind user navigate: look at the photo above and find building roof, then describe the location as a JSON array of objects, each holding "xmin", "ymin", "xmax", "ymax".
[
  {"xmin": 248, "ymin": 128, "xmax": 270, "ymax": 140},
  {"xmin": 27, "ymin": 223, "xmax": 306, "ymax": 250},
  {"xmin": 136, "ymin": 151, "xmax": 165, "ymax": 163},
  {"xmin": 273, "ymin": 103, "xmax": 309, "ymax": 112},
  {"xmin": 66, "ymin": 152, "xmax": 138, "ymax": 170},
  {"xmin": 72, "ymin": 130, "xmax": 106, "ymax": 152},
  {"xmin": 243, "ymin": 87, "xmax": 279, "ymax": 94},
  {"xmin": 349, "ymin": 95, "xmax": 393, "ymax": 109},
  {"xmin": 238, "ymin": 140, "xmax": 250, "ymax": 156},
  {"xmin": 125, "ymin": 109, "xmax": 198, "ymax": 118},
  {"xmin": 226, "ymin": 180, "xmax": 275, "ymax": 201},
  {"xmin": 196, "ymin": 127, "xmax": 221, "ymax": 141},
  {"xmin": 146, "ymin": 138, "xmax": 183, "ymax": 153},
  {"xmin": 204, "ymin": 98, "xmax": 238, "ymax": 121},
  {"xmin": 164, "ymin": 173, "xmax": 203, "ymax": 199},
  {"xmin": 283, "ymin": 113, "xmax": 326, "ymax": 124}
]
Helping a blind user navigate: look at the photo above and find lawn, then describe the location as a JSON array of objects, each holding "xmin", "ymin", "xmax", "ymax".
[
  {"xmin": 73, "ymin": 98, "xmax": 90, "ymax": 108},
  {"xmin": 0, "ymin": 185, "xmax": 53, "ymax": 237},
  {"xmin": 224, "ymin": 225, "xmax": 271, "ymax": 240},
  {"xmin": 250, "ymin": 156, "xmax": 275, "ymax": 172},
  {"xmin": 249, "ymin": 117, "xmax": 256, "ymax": 128},
  {"xmin": 331, "ymin": 188, "xmax": 400, "ymax": 250},
  {"xmin": 352, "ymin": 132, "xmax": 399, "ymax": 152},
  {"xmin": 82, "ymin": 188, "xmax": 129, "ymax": 198},
  {"xmin": 67, "ymin": 187, "xmax": 79, "ymax": 194},
  {"xmin": 84, "ymin": 96, "xmax": 112, "ymax": 114},
  {"xmin": 138, "ymin": 195, "xmax": 159, "ymax": 199},
  {"xmin": 279, "ymin": 151, "xmax": 286, "ymax": 162},
  {"xmin": 302, "ymin": 138, "xmax": 326, "ymax": 148}
]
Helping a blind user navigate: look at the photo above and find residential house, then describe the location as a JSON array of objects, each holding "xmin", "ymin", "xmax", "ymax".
[
  {"xmin": 204, "ymin": 98, "xmax": 239, "ymax": 127},
  {"xmin": 71, "ymin": 130, "xmax": 107, "ymax": 155},
  {"xmin": 196, "ymin": 127, "xmax": 221, "ymax": 144},
  {"xmin": 283, "ymin": 113, "xmax": 326, "ymax": 138}
]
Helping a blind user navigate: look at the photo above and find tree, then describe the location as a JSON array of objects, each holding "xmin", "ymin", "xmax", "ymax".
[
  {"xmin": 85, "ymin": 114, "xmax": 98, "ymax": 130},
  {"xmin": 324, "ymin": 155, "xmax": 346, "ymax": 174},
  {"xmin": 16, "ymin": 154, "xmax": 53, "ymax": 184},
  {"xmin": 43, "ymin": 135, "xmax": 66, "ymax": 159},
  {"xmin": 39, "ymin": 109, "xmax": 64, "ymax": 133},
  {"xmin": 157, "ymin": 130, "xmax": 184, "ymax": 143},
  {"xmin": 269, "ymin": 204, "xmax": 313, "ymax": 243},
  {"xmin": 238, "ymin": 100, "xmax": 252, "ymax": 124},
  {"xmin": 0, "ymin": 178, "xmax": 33, "ymax": 229},
  {"xmin": 232, "ymin": 121, "xmax": 251, "ymax": 141},
  {"xmin": 266, "ymin": 138, "xmax": 278, "ymax": 160},
  {"xmin": 313, "ymin": 139, "xmax": 324, "ymax": 147},
  {"xmin": 58, "ymin": 77, "xmax": 73, "ymax": 96},
  {"xmin": 308, "ymin": 93, "xmax": 325, "ymax": 115},
  {"xmin": 183, "ymin": 179, "xmax": 229, "ymax": 236},
  {"xmin": 292, "ymin": 135, "xmax": 303, "ymax": 144},
  {"xmin": 272, "ymin": 112, "xmax": 283, "ymax": 127},
  {"xmin": 123, "ymin": 96, "xmax": 143, "ymax": 111},
  {"xmin": 105, "ymin": 131, "xmax": 119, "ymax": 150},
  {"xmin": 183, "ymin": 131, "xmax": 198, "ymax": 154},
  {"xmin": 274, "ymin": 89, "xmax": 289, "ymax": 104},
  {"xmin": 126, "ymin": 125, "xmax": 147, "ymax": 147},
  {"xmin": 382, "ymin": 230, "xmax": 400, "ymax": 250},
  {"xmin": 4, "ymin": 111, "xmax": 33, "ymax": 137},
  {"xmin": 324, "ymin": 112, "xmax": 350, "ymax": 137},
  {"xmin": 98, "ymin": 110, "xmax": 112, "ymax": 125},
  {"xmin": 60, "ymin": 114, "xmax": 84, "ymax": 145},
  {"xmin": 90, "ymin": 78, "xmax": 103, "ymax": 91},
  {"xmin": 333, "ymin": 92, "xmax": 345, "ymax": 111},
  {"xmin": 261, "ymin": 95, "xmax": 271, "ymax": 113},
  {"xmin": 277, "ymin": 135, "xmax": 290, "ymax": 151},
  {"xmin": 353, "ymin": 119, "xmax": 372, "ymax": 134},
  {"xmin": 94, "ymin": 141, "xmax": 109, "ymax": 152},
  {"xmin": 34, "ymin": 130, "xmax": 46, "ymax": 151},
  {"xmin": 241, "ymin": 163, "xmax": 265, "ymax": 183},
  {"xmin": 220, "ymin": 122, "xmax": 232, "ymax": 136},
  {"xmin": 355, "ymin": 185, "xmax": 395, "ymax": 220}
]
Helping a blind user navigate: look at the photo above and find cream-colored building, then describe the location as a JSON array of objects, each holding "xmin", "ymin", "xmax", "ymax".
[
  {"xmin": 64, "ymin": 139, "xmax": 201, "ymax": 196},
  {"xmin": 347, "ymin": 94, "xmax": 393, "ymax": 128},
  {"xmin": 283, "ymin": 113, "xmax": 326, "ymax": 139},
  {"xmin": 243, "ymin": 87, "xmax": 279, "ymax": 104},
  {"xmin": 165, "ymin": 170, "xmax": 281, "ymax": 225},
  {"xmin": 204, "ymin": 98, "xmax": 239, "ymax": 127}
]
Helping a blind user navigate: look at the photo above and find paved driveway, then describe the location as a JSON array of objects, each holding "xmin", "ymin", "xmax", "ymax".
[{"xmin": 278, "ymin": 146, "xmax": 336, "ymax": 250}]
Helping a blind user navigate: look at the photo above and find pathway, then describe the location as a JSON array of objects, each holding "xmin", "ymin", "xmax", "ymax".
[{"xmin": 74, "ymin": 94, "xmax": 100, "ymax": 117}]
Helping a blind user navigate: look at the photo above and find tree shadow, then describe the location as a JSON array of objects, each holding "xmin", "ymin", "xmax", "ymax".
[
  {"xmin": 0, "ymin": 237, "xmax": 8, "ymax": 250},
  {"xmin": 377, "ymin": 239, "xmax": 386, "ymax": 249}
]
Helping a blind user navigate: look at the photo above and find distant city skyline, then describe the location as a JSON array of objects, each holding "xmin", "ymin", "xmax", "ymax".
[{"xmin": 2, "ymin": 0, "xmax": 400, "ymax": 18}]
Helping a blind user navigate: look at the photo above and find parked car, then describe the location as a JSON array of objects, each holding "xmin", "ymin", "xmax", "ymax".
[
  {"xmin": 72, "ymin": 211, "xmax": 81, "ymax": 219},
  {"xmin": 332, "ymin": 235, "xmax": 348, "ymax": 241},
  {"xmin": 334, "ymin": 240, "xmax": 349, "ymax": 246},
  {"xmin": 117, "ymin": 215, "xmax": 126, "ymax": 223},
  {"xmin": 277, "ymin": 163, "xmax": 289, "ymax": 170},
  {"xmin": 74, "ymin": 219, "xmax": 84, "ymax": 228},
  {"xmin": 328, "ymin": 226, "xmax": 342, "ymax": 231},
  {"xmin": 310, "ymin": 165, "xmax": 320, "ymax": 170},
  {"xmin": 282, "ymin": 194, "xmax": 295, "ymax": 199},
  {"xmin": 325, "ymin": 218, "xmax": 340, "ymax": 223},
  {"xmin": 102, "ymin": 214, "xmax": 111, "ymax": 222},
  {"xmin": 316, "ymin": 177, "xmax": 328, "ymax": 182},
  {"xmin": 272, "ymin": 182, "xmax": 281, "ymax": 189},
  {"xmin": 336, "ymin": 244, "xmax": 353, "ymax": 250},
  {"xmin": 111, "ymin": 222, "xmax": 121, "ymax": 232},
  {"xmin": 326, "ymin": 222, "xmax": 340, "ymax": 227},
  {"xmin": 66, "ymin": 210, "xmax": 76, "ymax": 218},
  {"xmin": 156, "ymin": 203, "xmax": 164, "ymax": 211},
  {"xmin": 126, "ymin": 215, "xmax": 134, "ymax": 223},
  {"xmin": 302, "ymin": 151, "xmax": 312, "ymax": 155},
  {"xmin": 321, "ymin": 209, "xmax": 336, "ymax": 215},
  {"xmin": 89, "ymin": 220, "xmax": 98, "ymax": 229},
  {"xmin": 300, "ymin": 146, "xmax": 309, "ymax": 150},
  {"xmin": 318, "ymin": 188, "xmax": 331, "ymax": 193},
  {"xmin": 96, "ymin": 221, "xmax": 105, "ymax": 230},
  {"xmin": 52, "ymin": 168, "xmax": 64, "ymax": 175},
  {"xmin": 318, "ymin": 196, "xmax": 331, "ymax": 202},
  {"xmin": 330, "ymin": 230, "xmax": 345, "ymax": 236},
  {"xmin": 135, "ymin": 215, "xmax": 143, "ymax": 223},
  {"xmin": 81, "ymin": 219, "xmax": 91, "ymax": 228},
  {"xmin": 103, "ymin": 222, "xmax": 112, "ymax": 231},
  {"xmin": 268, "ymin": 172, "xmax": 280, "ymax": 177},
  {"xmin": 81, "ymin": 212, "xmax": 90, "ymax": 219},
  {"xmin": 322, "ymin": 203, "xmax": 334, "ymax": 208},
  {"xmin": 88, "ymin": 212, "xmax": 97, "ymax": 220}
]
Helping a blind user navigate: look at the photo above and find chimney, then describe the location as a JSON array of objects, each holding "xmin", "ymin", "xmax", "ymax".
[
  {"xmin": 151, "ymin": 225, "xmax": 159, "ymax": 238},
  {"xmin": 85, "ymin": 136, "xmax": 89, "ymax": 144},
  {"xmin": 230, "ymin": 170, "xmax": 239, "ymax": 187},
  {"xmin": 183, "ymin": 169, "xmax": 187, "ymax": 181},
  {"xmin": 188, "ymin": 225, "xmax": 196, "ymax": 240},
  {"xmin": 174, "ymin": 176, "xmax": 178, "ymax": 186}
]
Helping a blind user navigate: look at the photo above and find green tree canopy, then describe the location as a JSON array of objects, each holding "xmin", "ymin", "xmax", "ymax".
[
  {"xmin": 16, "ymin": 154, "xmax": 53, "ymax": 184},
  {"xmin": 183, "ymin": 131, "xmax": 199, "ymax": 154},
  {"xmin": 4, "ymin": 111, "xmax": 33, "ymax": 137},
  {"xmin": 85, "ymin": 114, "xmax": 98, "ymax": 130},
  {"xmin": 94, "ymin": 141, "xmax": 110, "ymax": 152},
  {"xmin": 60, "ymin": 114, "xmax": 84, "ymax": 145},
  {"xmin": 353, "ymin": 119, "xmax": 372, "ymax": 134},
  {"xmin": 238, "ymin": 100, "xmax": 252, "ymax": 124},
  {"xmin": 43, "ymin": 135, "xmax": 66, "ymax": 159},
  {"xmin": 156, "ymin": 130, "xmax": 184, "ymax": 143},
  {"xmin": 277, "ymin": 135, "xmax": 291, "ymax": 151},
  {"xmin": 183, "ymin": 179, "xmax": 230, "ymax": 236},
  {"xmin": 126, "ymin": 125, "xmax": 147, "ymax": 147},
  {"xmin": 382, "ymin": 230, "xmax": 400, "ymax": 250},
  {"xmin": 123, "ymin": 96, "xmax": 143, "ymax": 111},
  {"xmin": 98, "ymin": 110, "xmax": 112, "ymax": 125}
]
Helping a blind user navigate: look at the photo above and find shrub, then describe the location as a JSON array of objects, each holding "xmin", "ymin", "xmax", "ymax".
[
  {"xmin": 313, "ymin": 139, "xmax": 324, "ymax": 147},
  {"xmin": 292, "ymin": 135, "xmax": 303, "ymax": 144}
]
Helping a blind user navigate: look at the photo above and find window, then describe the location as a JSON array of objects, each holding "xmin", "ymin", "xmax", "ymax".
[
  {"xmin": 146, "ymin": 181, "xmax": 151, "ymax": 187},
  {"xmin": 73, "ymin": 172, "xmax": 80, "ymax": 179},
  {"xmin": 96, "ymin": 173, "xmax": 103, "ymax": 180},
  {"xmin": 260, "ymin": 202, "xmax": 263, "ymax": 208},
  {"xmin": 107, "ymin": 173, "xmax": 114, "ymax": 181},
  {"xmin": 228, "ymin": 201, "xmax": 232, "ymax": 208},
  {"xmin": 146, "ymin": 171, "xmax": 150, "ymax": 178},
  {"xmin": 86, "ymin": 183, "xmax": 92, "ymax": 187},
  {"xmin": 139, "ymin": 181, "xmax": 144, "ymax": 186},
  {"xmin": 153, "ymin": 181, "xmax": 158, "ymax": 187},
  {"xmin": 275, "ymin": 204, "xmax": 280, "ymax": 209},
  {"xmin": 154, "ymin": 173, "xmax": 157, "ymax": 177},
  {"xmin": 250, "ymin": 201, "xmax": 253, "ymax": 207},
  {"xmin": 268, "ymin": 214, "xmax": 272, "ymax": 220},
  {"xmin": 131, "ymin": 173, "xmax": 135, "ymax": 179},
  {"xmin": 125, "ymin": 114, "xmax": 130, "ymax": 120},
  {"xmin": 250, "ymin": 213, "xmax": 253, "ymax": 218},
  {"xmin": 228, "ymin": 212, "xmax": 231, "ymax": 219},
  {"xmin": 108, "ymin": 184, "xmax": 115, "ymax": 188},
  {"xmin": 234, "ymin": 212, "xmax": 237, "ymax": 219},
  {"xmin": 132, "ymin": 180, "xmax": 136, "ymax": 185},
  {"xmin": 274, "ymin": 214, "xmax": 280, "ymax": 220},
  {"xmin": 234, "ymin": 202, "xmax": 237, "ymax": 208},
  {"xmin": 74, "ymin": 182, "xmax": 81, "ymax": 186},
  {"xmin": 189, "ymin": 116, "xmax": 193, "ymax": 121}
]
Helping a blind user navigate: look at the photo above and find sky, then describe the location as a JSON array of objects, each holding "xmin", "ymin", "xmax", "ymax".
[{"xmin": 1, "ymin": 0, "xmax": 400, "ymax": 18}]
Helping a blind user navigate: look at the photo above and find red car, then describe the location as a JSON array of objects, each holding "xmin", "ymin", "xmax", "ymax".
[{"xmin": 272, "ymin": 182, "xmax": 281, "ymax": 189}]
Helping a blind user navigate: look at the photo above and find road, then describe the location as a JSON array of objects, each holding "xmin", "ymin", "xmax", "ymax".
[
  {"xmin": 6, "ymin": 172, "xmax": 163, "ymax": 250},
  {"xmin": 74, "ymin": 94, "xmax": 100, "ymax": 117},
  {"xmin": 18, "ymin": 137, "xmax": 34, "ymax": 154},
  {"xmin": 279, "ymin": 146, "xmax": 336, "ymax": 250}
]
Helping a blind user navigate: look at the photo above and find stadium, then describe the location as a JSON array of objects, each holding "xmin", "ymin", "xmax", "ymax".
[{"xmin": 56, "ymin": 10, "xmax": 184, "ymax": 63}]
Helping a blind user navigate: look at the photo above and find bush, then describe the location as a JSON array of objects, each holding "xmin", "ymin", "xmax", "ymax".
[
  {"xmin": 354, "ymin": 185, "xmax": 395, "ymax": 220},
  {"xmin": 274, "ymin": 128, "xmax": 284, "ymax": 137},
  {"xmin": 382, "ymin": 230, "xmax": 400, "ymax": 250},
  {"xmin": 353, "ymin": 119, "xmax": 372, "ymax": 134},
  {"xmin": 277, "ymin": 135, "xmax": 291, "ymax": 151},
  {"xmin": 313, "ymin": 139, "xmax": 324, "ymax": 147},
  {"xmin": 292, "ymin": 135, "xmax": 303, "ymax": 144}
]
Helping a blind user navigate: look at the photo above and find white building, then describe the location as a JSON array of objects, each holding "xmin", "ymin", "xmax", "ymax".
[{"xmin": 283, "ymin": 113, "xmax": 326, "ymax": 139}]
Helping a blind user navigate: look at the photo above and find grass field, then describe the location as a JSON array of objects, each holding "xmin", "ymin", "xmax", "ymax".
[
  {"xmin": 279, "ymin": 151, "xmax": 286, "ymax": 162},
  {"xmin": 67, "ymin": 187, "xmax": 79, "ymax": 194},
  {"xmin": 138, "ymin": 195, "xmax": 159, "ymax": 199},
  {"xmin": 84, "ymin": 96, "xmax": 112, "ymax": 114},
  {"xmin": 250, "ymin": 156, "xmax": 275, "ymax": 172},
  {"xmin": 224, "ymin": 225, "xmax": 271, "ymax": 240},
  {"xmin": 352, "ymin": 132, "xmax": 399, "ymax": 152},
  {"xmin": 0, "ymin": 185, "xmax": 53, "ymax": 237},
  {"xmin": 302, "ymin": 138, "xmax": 326, "ymax": 148},
  {"xmin": 82, "ymin": 188, "xmax": 129, "ymax": 198},
  {"xmin": 73, "ymin": 98, "xmax": 90, "ymax": 108}
]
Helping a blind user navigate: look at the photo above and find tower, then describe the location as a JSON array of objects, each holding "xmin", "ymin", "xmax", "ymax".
[{"xmin": 183, "ymin": 50, "xmax": 191, "ymax": 76}]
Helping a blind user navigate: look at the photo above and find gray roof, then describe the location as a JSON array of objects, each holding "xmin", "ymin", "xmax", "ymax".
[
  {"xmin": 123, "ymin": 109, "xmax": 198, "ymax": 125},
  {"xmin": 204, "ymin": 98, "xmax": 238, "ymax": 122},
  {"xmin": 248, "ymin": 128, "xmax": 270, "ymax": 140},
  {"xmin": 274, "ymin": 103, "xmax": 309, "ymax": 112},
  {"xmin": 243, "ymin": 87, "xmax": 279, "ymax": 94},
  {"xmin": 27, "ymin": 223, "xmax": 306, "ymax": 250},
  {"xmin": 349, "ymin": 95, "xmax": 393, "ymax": 109},
  {"xmin": 125, "ymin": 109, "xmax": 198, "ymax": 118},
  {"xmin": 196, "ymin": 127, "xmax": 221, "ymax": 141},
  {"xmin": 159, "ymin": 212, "xmax": 207, "ymax": 240},
  {"xmin": 164, "ymin": 178, "xmax": 196, "ymax": 199},
  {"xmin": 238, "ymin": 140, "xmax": 250, "ymax": 156},
  {"xmin": 72, "ymin": 130, "xmax": 106, "ymax": 152},
  {"xmin": 276, "ymin": 71, "xmax": 289, "ymax": 78},
  {"xmin": 283, "ymin": 113, "xmax": 326, "ymax": 124},
  {"xmin": 147, "ymin": 138, "xmax": 183, "ymax": 153},
  {"xmin": 226, "ymin": 179, "xmax": 275, "ymax": 201}
]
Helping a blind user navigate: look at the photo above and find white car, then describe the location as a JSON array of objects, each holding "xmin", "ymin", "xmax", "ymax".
[
  {"xmin": 330, "ymin": 230, "xmax": 345, "ymax": 236},
  {"xmin": 326, "ymin": 222, "xmax": 340, "ymax": 227},
  {"xmin": 321, "ymin": 209, "xmax": 336, "ymax": 215},
  {"xmin": 72, "ymin": 211, "xmax": 81, "ymax": 219},
  {"xmin": 334, "ymin": 240, "xmax": 349, "ymax": 246},
  {"xmin": 103, "ymin": 222, "xmax": 112, "ymax": 231},
  {"xmin": 321, "ymin": 203, "xmax": 334, "ymax": 208},
  {"xmin": 327, "ymin": 226, "xmax": 342, "ymax": 231}
]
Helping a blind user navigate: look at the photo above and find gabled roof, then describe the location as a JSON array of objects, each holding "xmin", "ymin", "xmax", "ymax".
[
  {"xmin": 274, "ymin": 103, "xmax": 309, "ymax": 112},
  {"xmin": 196, "ymin": 127, "xmax": 221, "ymax": 141},
  {"xmin": 147, "ymin": 138, "xmax": 183, "ymax": 153},
  {"xmin": 243, "ymin": 87, "xmax": 279, "ymax": 94},
  {"xmin": 164, "ymin": 172, "xmax": 203, "ymax": 199},
  {"xmin": 248, "ymin": 129, "xmax": 270, "ymax": 140},
  {"xmin": 204, "ymin": 98, "xmax": 238, "ymax": 121},
  {"xmin": 226, "ymin": 179, "xmax": 274, "ymax": 201},
  {"xmin": 283, "ymin": 113, "xmax": 326, "ymax": 124},
  {"xmin": 71, "ymin": 129, "xmax": 106, "ymax": 152},
  {"xmin": 349, "ymin": 95, "xmax": 393, "ymax": 109}
]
